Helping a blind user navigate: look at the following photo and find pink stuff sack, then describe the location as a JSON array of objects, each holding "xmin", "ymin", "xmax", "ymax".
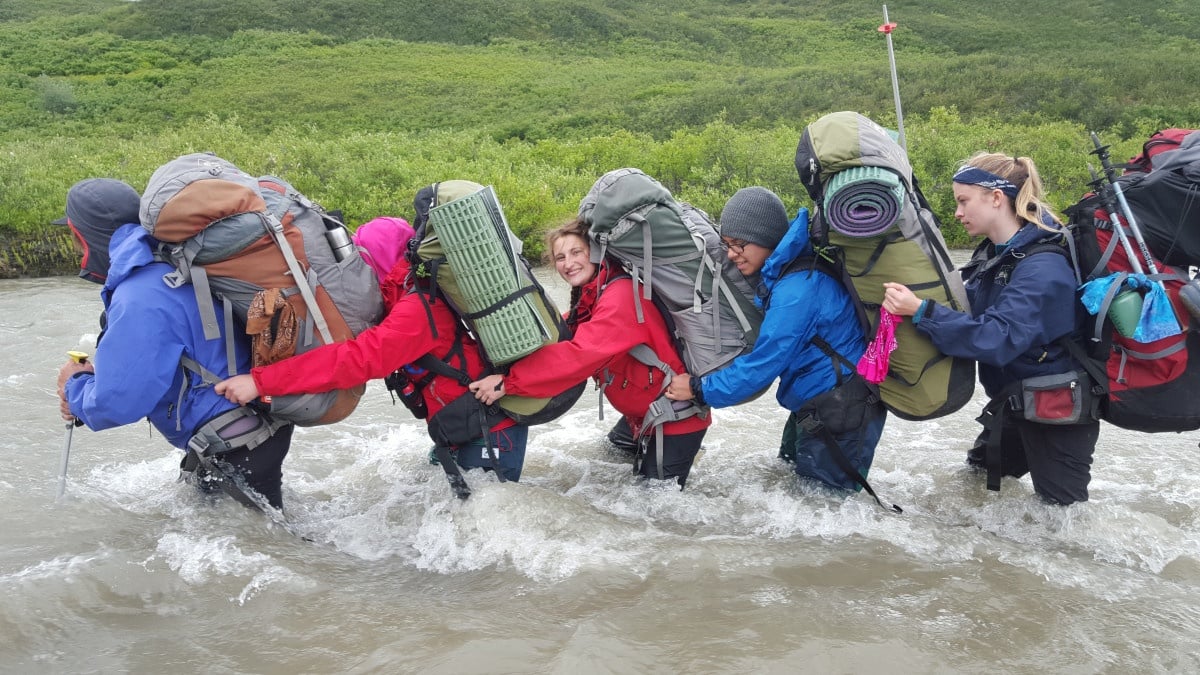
[{"xmin": 857, "ymin": 308, "xmax": 901, "ymax": 384}]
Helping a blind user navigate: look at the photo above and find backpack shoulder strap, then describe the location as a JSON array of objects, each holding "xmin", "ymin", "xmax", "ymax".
[
  {"xmin": 412, "ymin": 321, "xmax": 475, "ymax": 386},
  {"xmin": 261, "ymin": 211, "xmax": 333, "ymax": 344},
  {"xmin": 783, "ymin": 250, "xmax": 872, "ymax": 338}
]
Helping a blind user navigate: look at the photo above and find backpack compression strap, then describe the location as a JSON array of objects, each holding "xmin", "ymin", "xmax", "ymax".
[
  {"xmin": 158, "ymin": 239, "xmax": 227, "ymax": 343},
  {"xmin": 804, "ymin": 336, "xmax": 900, "ymax": 513},
  {"xmin": 261, "ymin": 212, "xmax": 334, "ymax": 345},
  {"xmin": 627, "ymin": 344, "xmax": 709, "ymax": 481}
]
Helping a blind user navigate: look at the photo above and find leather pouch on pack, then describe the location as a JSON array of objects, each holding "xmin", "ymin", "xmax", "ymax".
[
  {"xmin": 797, "ymin": 373, "xmax": 878, "ymax": 434},
  {"xmin": 1018, "ymin": 370, "xmax": 1094, "ymax": 425},
  {"xmin": 426, "ymin": 392, "xmax": 507, "ymax": 447}
]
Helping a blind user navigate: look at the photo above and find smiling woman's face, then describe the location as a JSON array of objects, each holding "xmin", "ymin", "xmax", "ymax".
[{"xmin": 552, "ymin": 233, "xmax": 597, "ymax": 288}]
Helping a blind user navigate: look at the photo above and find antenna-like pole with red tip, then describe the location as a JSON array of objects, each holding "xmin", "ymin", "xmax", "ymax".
[{"xmin": 879, "ymin": 5, "xmax": 906, "ymax": 151}]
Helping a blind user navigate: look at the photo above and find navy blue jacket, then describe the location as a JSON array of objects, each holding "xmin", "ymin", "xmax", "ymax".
[
  {"xmin": 701, "ymin": 208, "xmax": 867, "ymax": 412},
  {"xmin": 64, "ymin": 224, "xmax": 249, "ymax": 449},
  {"xmin": 915, "ymin": 222, "xmax": 1079, "ymax": 398}
]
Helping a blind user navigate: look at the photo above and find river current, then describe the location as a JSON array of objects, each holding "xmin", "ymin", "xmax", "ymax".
[{"xmin": 2, "ymin": 268, "xmax": 1198, "ymax": 674}]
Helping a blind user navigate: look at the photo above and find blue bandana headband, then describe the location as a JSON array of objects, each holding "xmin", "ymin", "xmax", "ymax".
[{"xmin": 953, "ymin": 165, "xmax": 1020, "ymax": 198}]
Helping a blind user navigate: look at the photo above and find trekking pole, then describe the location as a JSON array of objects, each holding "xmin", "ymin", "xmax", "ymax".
[
  {"xmin": 1087, "ymin": 165, "xmax": 1145, "ymax": 276},
  {"xmin": 56, "ymin": 350, "xmax": 89, "ymax": 500},
  {"xmin": 1090, "ymin": 131, "xmax": 1165, "ymax": 285},
  {"xmin": 879, "ymin": 5, "xmax": 907, "ymax": 151}
]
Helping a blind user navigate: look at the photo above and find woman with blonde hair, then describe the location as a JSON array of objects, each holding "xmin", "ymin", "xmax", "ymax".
[{"xmin": 882, "ymin": 153, "xmax": 1101, "ymax": 505}]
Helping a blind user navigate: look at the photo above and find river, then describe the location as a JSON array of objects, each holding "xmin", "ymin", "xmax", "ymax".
[{"xmin": 2, "ymin": 268, "xmax": 1199, "ymax": 674}]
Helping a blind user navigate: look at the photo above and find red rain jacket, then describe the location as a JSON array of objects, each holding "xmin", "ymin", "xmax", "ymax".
[{"xmin": 504, "ymin": 265, "xmax": 709, "ymax": 437}]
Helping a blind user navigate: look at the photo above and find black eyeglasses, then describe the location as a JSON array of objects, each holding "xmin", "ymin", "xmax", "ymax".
[{"xmin": 719, "ymin": 238, "xmax": 748, "ymax": 254}]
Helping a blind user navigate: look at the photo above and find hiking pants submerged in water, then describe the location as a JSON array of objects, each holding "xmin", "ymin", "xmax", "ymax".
[
  {"xmin": 444, "ymin": 424, "xmax": 530, "ymax": 482},
  {"xmin": 779, "ymin": 404, "xmax": 887, "ymax": 492},
  {"xmin": 970, "ymin": 417, "xmax": 1099, "ymax": 505},
  {"xmin": 182, "ymin": 423, "xmax": 294, "ymax": 511},
  {"xmin": 635, "ymin": 428, "xmax": 707, "ymax": 488}
]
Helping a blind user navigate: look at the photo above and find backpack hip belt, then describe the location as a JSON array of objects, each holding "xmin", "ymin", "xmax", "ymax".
[{"xmin": 187, "ymin": 406, "xmax": 283, "ymax": 458}]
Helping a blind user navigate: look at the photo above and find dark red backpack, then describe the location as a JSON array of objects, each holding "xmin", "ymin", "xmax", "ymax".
[
  {"xmin": 1123, "ymin": 128, "xmax": 1197, "ymax": 174},
  {"xmin": 1062, "ymin": 131, "xmax": 1200, "ymax": 433}
]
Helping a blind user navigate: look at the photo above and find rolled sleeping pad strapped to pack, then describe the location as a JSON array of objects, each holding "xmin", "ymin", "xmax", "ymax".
[
  {"xmin": 411, "ymin": 180, "xmax": 584, "ymax": 424},
  {"xmin": 823, "ymin": 165, "xmax": 905, "ymax": 238},
  {"xmin": 426, "ymin": 186, "xmax": 550, "ymax": 365}
]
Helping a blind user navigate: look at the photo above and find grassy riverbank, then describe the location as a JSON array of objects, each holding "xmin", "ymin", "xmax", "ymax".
[{"xmin": 3, "ymin": 0, "xmax": 1198, "ymax": 276}]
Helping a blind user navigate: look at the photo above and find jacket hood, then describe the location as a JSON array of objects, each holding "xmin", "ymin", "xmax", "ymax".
[
  {"xmin": 103, "ymin": 224, "xmax": 157, "ymax": 292},
  {"xmin": 759, "ymin": 207, "xmax": 812, "ymax": 296},
  {"xmin": 56, "ymin": 178, "xmax": 142, "ymax": 284},
  {"xmin": 353, "ymin": 216, "xmax": 414, "ymax": 282}
]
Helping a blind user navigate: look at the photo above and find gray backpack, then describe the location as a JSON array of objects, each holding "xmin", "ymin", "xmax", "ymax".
[
  {"xmin": 140, "ymin": 152, "xmax": 384, "ymax": 426},
  {"xmin": 578, "ymin": 169, "xmax": 765, "ymax": 475},
  {"xmin": 579, "ymin": 168, "xmax": 763, "ymax": 377}
]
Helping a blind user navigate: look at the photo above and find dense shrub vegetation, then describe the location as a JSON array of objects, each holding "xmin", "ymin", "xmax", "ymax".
[{"xmin": 2, "ymin": 0, "xmax": 1198, "ymax": 275}]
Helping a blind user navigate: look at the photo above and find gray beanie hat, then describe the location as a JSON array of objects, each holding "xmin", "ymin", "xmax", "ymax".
[{"xmin": 719, "ymin": 186, "xmax": 790, "ymax": 251}]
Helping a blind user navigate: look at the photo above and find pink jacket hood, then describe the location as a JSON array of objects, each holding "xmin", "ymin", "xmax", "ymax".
[{"xmin": 352, "ymin": 216, "xmax": 415, "ymax": 283}]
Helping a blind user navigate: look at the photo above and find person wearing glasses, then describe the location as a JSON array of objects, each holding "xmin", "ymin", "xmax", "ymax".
[{"xmin": 666, "ymin": 187, "xmax": 886, "ymax": 494}]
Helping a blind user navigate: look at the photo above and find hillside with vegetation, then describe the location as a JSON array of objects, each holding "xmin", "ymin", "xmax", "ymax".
[{"xmin": 2, "ymin": 0, "xmax": 1198, "ymax": 275}]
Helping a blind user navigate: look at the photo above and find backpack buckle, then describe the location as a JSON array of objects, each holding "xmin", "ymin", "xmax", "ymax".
[{"xmin": 797, "ymin": 412, "xmax": 824, "ymax": 434}]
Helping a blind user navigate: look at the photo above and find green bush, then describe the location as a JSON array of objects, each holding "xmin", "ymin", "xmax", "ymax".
[
  {"xmin": 34, "ymin": 74, "xmax": 77, "ymax": 113},
  {"xmin": 2, "ymin": 0, "xmax": 1197, "ymax": 276}
]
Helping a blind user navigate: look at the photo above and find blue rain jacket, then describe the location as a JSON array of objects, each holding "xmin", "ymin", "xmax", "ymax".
[
  {"xmin": 64, "ymin": 224, "xmax": 248, "ymax": 449},
  {"xmin": 916, "ymin": 222, "xmax": 1079, "ymax": 398},
  {"xmin": 701, "ymin": 209, "xmax": 867, "ymax": 412}
]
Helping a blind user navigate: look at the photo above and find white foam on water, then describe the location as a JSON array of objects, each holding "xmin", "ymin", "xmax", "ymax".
[
  {"xmin": 148, "ymin": 532, "xmax": 316, "ymax": 605},
  {"xmin": 47, "ymin": 382, "xmax": 1199, "ymax": 613}
]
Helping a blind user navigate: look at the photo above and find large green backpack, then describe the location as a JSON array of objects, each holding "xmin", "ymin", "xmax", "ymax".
[{"xmin": 795, "ymin": 111, "xmax": 975, "ymax": 421}]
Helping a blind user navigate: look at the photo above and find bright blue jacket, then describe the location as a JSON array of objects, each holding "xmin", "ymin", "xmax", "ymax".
[
  {"xmin": 700, "ymin": 209, "xmax": 867, "ymax": 412},
  {"xmin": 915, "ymin": 222, "xmax": 1079, "ymax": 399},
  {"xmin": 64, "ymin": 224, "xmax": 248, "ymax": 449}
]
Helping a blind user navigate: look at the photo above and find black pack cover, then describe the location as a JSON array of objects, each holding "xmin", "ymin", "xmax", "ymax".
[{"xmin": 1091, "ymin": 132, "xmax": 1200, "ymax": 268}]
